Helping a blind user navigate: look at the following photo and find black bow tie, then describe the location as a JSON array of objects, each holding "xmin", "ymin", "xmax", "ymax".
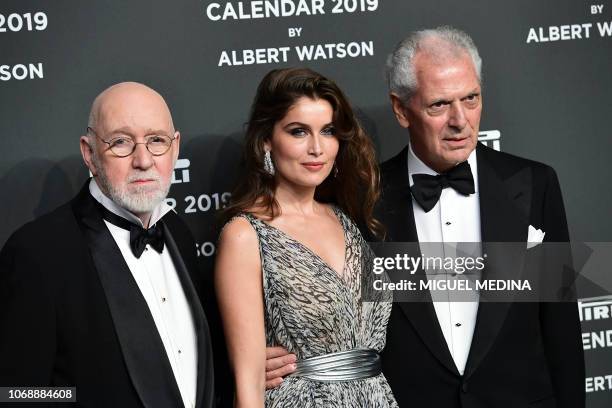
[
  {"xmin": 410, "ymin": 161, "xmax": 475, "ymax": 213},
  {"xmin": 98, "ymin": 204, "xmax": 165, "ymax": 258},
  {"xmin": 128, "ymin": 223, "xmax": 165, "ymax": 258}
]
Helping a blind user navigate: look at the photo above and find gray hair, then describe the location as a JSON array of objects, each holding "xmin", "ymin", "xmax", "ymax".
[{"xmin": 385, "ymin": 26, "xmax": 482, "ymax": 104}]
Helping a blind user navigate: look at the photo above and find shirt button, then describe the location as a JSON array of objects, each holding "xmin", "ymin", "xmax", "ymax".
[
  {"xmin": 462, "ymin": 382, "xmax": 469, "ymax": 393},
  {"xmin": 162, "ymin": 297, "xmax": 167, "ymax": 302},
  {"xmin": 178, "ymin": 349, "xmax": 182, "ymax": 354},
  {"xmin": 455, "ymin": 323, "xmax": 462, "ymax": 327},
  {"xmin": 445, "ymin": 221, "xmax": 451, "ymax": 226}
]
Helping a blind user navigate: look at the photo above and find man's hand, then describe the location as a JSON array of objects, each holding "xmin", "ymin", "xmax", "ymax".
[{"xmin": 265, "ymin": 346, "xmax": 297, "ymax": 389}]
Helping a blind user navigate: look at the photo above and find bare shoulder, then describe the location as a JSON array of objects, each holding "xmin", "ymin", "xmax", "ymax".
[
  {"xmin": 218, "ymin": 215, "xmax": 259, "ymax": 251},
  {"xmin": 215, "ymin": 215, "xmax": 262, "ymax": 292}
]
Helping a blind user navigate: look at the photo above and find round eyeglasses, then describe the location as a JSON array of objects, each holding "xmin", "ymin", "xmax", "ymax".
[{"xmin": 87, "ymin": 127, "xmax": 176, "ymax": 157}]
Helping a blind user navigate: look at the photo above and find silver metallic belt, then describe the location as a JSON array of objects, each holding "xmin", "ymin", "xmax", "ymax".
[{"xmin": 291, "ymin": 349, "xmax": 382, "ymax": 382}]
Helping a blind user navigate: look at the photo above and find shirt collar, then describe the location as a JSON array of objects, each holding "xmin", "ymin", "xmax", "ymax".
[
  {"xmin": 88, "ymin": 178, "xmax": 174, "ymax": 228},
  {"xmin": 407, "ymin": 140, "xmax": 479, "ymax": 193}
]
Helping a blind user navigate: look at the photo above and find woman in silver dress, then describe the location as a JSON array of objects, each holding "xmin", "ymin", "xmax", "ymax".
[{"xmin": 215, "ymin": 68, "xmax": 397, "ymax": 407}]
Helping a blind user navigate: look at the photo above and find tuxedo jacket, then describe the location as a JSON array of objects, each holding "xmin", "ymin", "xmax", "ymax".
[
  {"xmin": 375, "ymin": 143, "xmax": 585, "ymax": 408},
  {"xmin": 0, "ymin": 182, "xmax": 215, "ymax": 408}
]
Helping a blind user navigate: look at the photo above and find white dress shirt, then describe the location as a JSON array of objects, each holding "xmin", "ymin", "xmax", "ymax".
[
  {"xmin": 89, "ymin": 179, "xmax": 197, "ymax": 408},
  {"xmin": 408, "ymin": 142, "xmax": 481, "ymax": 375}
]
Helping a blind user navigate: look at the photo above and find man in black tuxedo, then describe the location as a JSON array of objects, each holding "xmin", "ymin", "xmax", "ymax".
[
  {"xmin": 377, "ymin": 26, "xmax": 584, "ymax": 407},
  {"xmin": 264, "ymin": 27, "xmax": 585, "ymax": 408},
  {"xmin": 0, "ymin": 82, "xmax": 214, "ymax": 407}
]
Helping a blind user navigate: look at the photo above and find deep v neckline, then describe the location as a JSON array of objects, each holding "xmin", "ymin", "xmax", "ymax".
[{"xmin": 257, "ymin": 206, "xmax": 349, "ymax": 281}]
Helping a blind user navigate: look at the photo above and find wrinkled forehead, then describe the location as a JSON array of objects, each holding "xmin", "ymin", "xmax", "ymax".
[
  {"xmin": 413, "ymin": 53, "xmax": 479, "ymax": 95},
  {"xmin": 414, "ymin": 45, "xmax": 476, "ymax": 74},
  {"xmin": 95, "ymin": 89, "xmax": 174, "ymax": 134}
]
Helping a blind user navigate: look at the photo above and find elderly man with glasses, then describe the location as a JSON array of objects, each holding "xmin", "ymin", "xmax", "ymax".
[{"xmin": 0, "ymin": 82, "xmax": 215, "ymax": 408}]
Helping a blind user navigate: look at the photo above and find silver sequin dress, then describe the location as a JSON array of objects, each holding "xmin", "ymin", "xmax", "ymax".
[{"xmin": 240, "ymin": 208, "xmax": 398, "ymax": 407}]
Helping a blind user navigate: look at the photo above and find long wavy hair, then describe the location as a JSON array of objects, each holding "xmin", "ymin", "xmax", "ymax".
[{"xmin": 223, "ymin": 67, "xmax": 382, "ymax": 237}]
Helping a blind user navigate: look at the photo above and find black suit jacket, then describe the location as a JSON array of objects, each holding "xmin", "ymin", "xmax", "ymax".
[
  {"xmin": 0, "ymin": 182, "xmax": 215, "ymax": 408},
  {"xmin": 375, "ymin": 143, "xmax": 585, "ymax": 408}
]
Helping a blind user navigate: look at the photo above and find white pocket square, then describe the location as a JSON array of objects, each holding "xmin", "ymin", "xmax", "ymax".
[{"xmin": 527, "ymin": 225, "xmax": 545, "ymax": 249}]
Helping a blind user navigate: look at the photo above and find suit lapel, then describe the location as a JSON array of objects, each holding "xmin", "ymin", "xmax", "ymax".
[
  {"xmin": 392, "ymin": 283, "xmax": 460, "ymax": 376},
  {"xmin": 72, "ymin": 183, "xmax": 183, "ymax": 408},
  {"xmin": 381, "ymin": 148, "xmax": 460, "ymax": 376},
  {"xmin": 379, "ymin": 147, "xmax": 417, "ymax": 243},
  {"xmin": 475, "ymin": 143, "xmax": 531, "ymax": 243},
  {"xmin": 463, "ymin": 144, "xmax": 531, "ymax": 378},
  {"xmin": 163, "ymin": 214, "xmax": 214, "ymax": 408}
]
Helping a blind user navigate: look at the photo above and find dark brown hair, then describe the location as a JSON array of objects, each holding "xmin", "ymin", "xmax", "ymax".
[{"xmin": 223, "ymin": 67, "xmax": 382, "ymax": 237}]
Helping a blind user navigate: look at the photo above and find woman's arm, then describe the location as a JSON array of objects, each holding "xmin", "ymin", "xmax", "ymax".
[{"xmin": 215, "ymin": 217, "xmax": 266, "ymax": 407}]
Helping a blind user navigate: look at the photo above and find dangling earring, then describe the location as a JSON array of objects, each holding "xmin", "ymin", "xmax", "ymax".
[
  {"xmin": 264, "ymin": 150, "xmax": 275, "ymax": 175},
  {"xmin": 333, "ymin": 163, "xmax": 339, "ymax": 178}
]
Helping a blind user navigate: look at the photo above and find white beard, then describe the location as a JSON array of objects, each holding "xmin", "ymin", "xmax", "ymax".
[{"xmin": 92, "ymin": 154, "xmax": 171, "ymax": 215}]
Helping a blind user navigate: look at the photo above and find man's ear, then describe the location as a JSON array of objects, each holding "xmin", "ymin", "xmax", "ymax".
[
  {"xmin": 173, "ymin": 130, "xmax": 181, "ymax": 161},
  {"xmin": 80, "ymin": 136, "xmax": 97, "ymax": 176},
  {"xmin": 390, "ymin": 93, "xmax": 410, "ymax": 129}
]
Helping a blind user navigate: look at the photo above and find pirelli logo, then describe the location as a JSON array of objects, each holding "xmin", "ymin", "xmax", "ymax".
[
  {"xmin": 171, "ymin": 158, "xmax": 191, "ymax": 184},
  {"xmin": 580, "ymin": 295, "xmax": 612, "ymax": 352},
  {"xmin": 579, "ymin": 295, "xmax": 612, "ymax": 322},
  {"xmin": 478, "ymin": 130, "xmax": 501, "ymax": 151}
]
